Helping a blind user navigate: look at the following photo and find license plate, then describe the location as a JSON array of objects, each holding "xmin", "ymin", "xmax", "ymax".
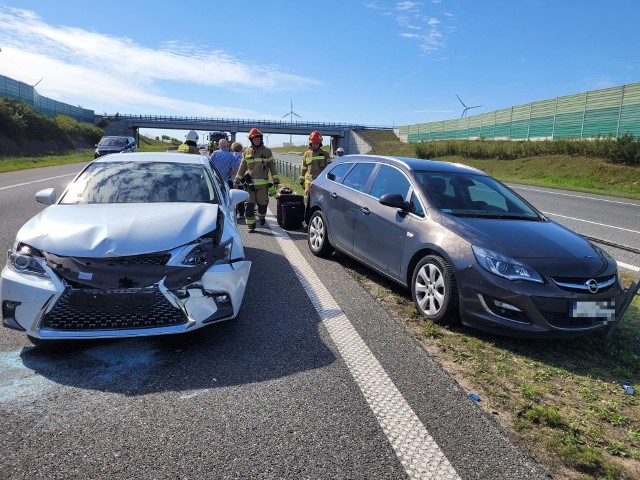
[
  {"xmin": 69, "ymin": 291, "xmax": 154, "ymax": 312},
  {"xmin": 570, "ymin": 300, "xmax": 615, "ymax": 319}
]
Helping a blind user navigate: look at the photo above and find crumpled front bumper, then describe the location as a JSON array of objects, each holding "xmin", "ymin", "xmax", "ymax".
[{"xmin": 0, "ymin": 260, "xmax": 251, "ymax": 339}]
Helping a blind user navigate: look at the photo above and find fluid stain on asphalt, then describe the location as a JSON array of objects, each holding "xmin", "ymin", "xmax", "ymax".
[{"xmin": 0, "ymin": 341, "xmax": 160, "ymax": 405}]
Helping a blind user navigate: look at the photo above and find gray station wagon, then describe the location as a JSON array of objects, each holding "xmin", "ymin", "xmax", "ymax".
[{"xmin": 306, "ymin": 154, "xmax": 637, "ymax": 338}]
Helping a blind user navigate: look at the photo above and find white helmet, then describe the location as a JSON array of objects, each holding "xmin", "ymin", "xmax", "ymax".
[
  {"xmin": 186, "ymin": 130, "xmax": 198, "ymax": 142},
  {"xmin": 336, "ymin": 147, "xmax": 345, "ymax": 155}
]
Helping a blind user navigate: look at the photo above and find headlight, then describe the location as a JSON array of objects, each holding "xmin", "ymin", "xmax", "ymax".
[
  {"xmin": 7, "ymin": 243, "xmax": 49, "ymax": 277},
  {"xmin": 472, "ymin": 245, "xmax": 543, "ymax": 283},
  {"xmin": 181, "ymin": 238, "xmax": 232, "ymax": 266}
]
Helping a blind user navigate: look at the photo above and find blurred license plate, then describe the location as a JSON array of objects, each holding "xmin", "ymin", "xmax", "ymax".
[
  {"xmin": 70, "ymin": 291, "xmax": 154, "ymax": 311},
  {"xmin": 571, "ymin": 300, "xmax": 615, "ymax": 319}
]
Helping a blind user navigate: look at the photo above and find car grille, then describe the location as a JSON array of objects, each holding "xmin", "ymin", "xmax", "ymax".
[
  {"xmin": 537, "ymin": 310, "xmax": 608, "ymax": 328},
  {"xmin": 550, "ymin": 275, "xmax": 616, "ymax": 293},
  {"xmin": 532, "ymin": 296, "xmax": 612, "ymax": 329},
  {"xmin": 76, "ymin": 252, "xmax": 171, "ymax": 266},
  {"xmin": 41, "ymin": 287, "xmax": 187, "ymax": 331}
]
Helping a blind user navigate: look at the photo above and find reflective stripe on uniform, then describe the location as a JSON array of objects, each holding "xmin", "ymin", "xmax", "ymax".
[
  {"xmin": 306, "ymin": 155, "xmax": 326, "ymax": 164},
  {"xmin": 178, "ymin": 144, "xmax": 189, "ymax": 153}
]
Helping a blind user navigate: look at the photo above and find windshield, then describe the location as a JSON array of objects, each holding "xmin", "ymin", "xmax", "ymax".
[
  {"xmin": 98, "ymin": 137, "xmax": 127, "ymax": 147},
  {"xmin": 60, "ymin": 161, "xmax": 217, "ymax": 204},
  {"xmin": 415, "ymin": 171, "xmax": 541, "ymax": 220}
]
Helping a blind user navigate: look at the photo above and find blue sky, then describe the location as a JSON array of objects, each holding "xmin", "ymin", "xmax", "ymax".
[{"xmin": 0, "ymin": 1, "xmax": 638, "ymax": 146}]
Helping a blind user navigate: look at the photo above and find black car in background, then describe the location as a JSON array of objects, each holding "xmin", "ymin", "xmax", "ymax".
[
  {"xmin": 306, "ymin": 155, "xmax": 635, "ymax": 338},
  {"xmin": 94, "ymin": 135, "xmax": 137, "ymax": 158}
]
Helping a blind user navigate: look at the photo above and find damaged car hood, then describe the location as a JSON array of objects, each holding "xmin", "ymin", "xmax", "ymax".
[{"xmin": 17, "ymin": 203, "xmax": 219, "ymax": 257}]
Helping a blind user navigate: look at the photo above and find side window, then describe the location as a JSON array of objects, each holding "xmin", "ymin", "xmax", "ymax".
[
  {"xmin": 409, "ymin": 191, "xmax": 425, "ymax": 217},
  {"xmin": 342, "ymin": 163, "xmax": 376, "ymax": 193},
  {"xmin": 327, "ymin": 162, "xmax": 353, "ymax": 183},
  {"xmin": 209, "ymin": 166, "xmax": 227, "ymax": 202},
  {"xmin": 369, "ymin": 164, "xmax": 411, "ymax": 199}
]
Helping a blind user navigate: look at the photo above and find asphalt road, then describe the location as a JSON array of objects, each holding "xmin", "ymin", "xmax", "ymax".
[{"xmin": 0, "ymin": 162, "xmax": 551, "ymax": 479}]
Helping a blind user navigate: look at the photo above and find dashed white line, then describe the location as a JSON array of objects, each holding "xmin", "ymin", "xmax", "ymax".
[
  {"xmin": 266, "ymin": 208, "xmax": 460, "ymax": 480},
  {"xmin": 0, "ymin": 173, "xmax": 77, "ymax": 191}
]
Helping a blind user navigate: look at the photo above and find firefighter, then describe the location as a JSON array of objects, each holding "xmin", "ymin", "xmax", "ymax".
[
  {"xmin": 300, "ymin": 130, "xmax": 331, "ymax": 199},
  {"xmin": 234, "ymin": 128, "xmax": 279, "ymax": 231},
  {"xmin": 178, "ymin": 130, "xmax": 200, "ymax": 154}
]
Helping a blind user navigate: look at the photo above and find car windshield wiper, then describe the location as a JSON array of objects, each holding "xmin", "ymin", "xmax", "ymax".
[
  {"xmin": 485, "ymin": 213, "xmax": 540, "ymax": 220},
  {"xmin": 454, "ymin": 212, "xmax": 540, "ymax": 220}
]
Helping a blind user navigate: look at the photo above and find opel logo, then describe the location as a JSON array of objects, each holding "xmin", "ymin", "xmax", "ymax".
[{"xmin": 585, "ymin": 279, "xmax": 599, "ymax": 294}]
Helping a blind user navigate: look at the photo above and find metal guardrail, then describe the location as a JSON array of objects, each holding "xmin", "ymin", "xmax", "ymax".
[{"xmin": 275, "ymin": 159, "xmax": 301, "ymax": 181}]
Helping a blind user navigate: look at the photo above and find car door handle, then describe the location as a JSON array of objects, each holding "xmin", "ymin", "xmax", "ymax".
[
  {"xmin": 330, "ymin": 192, "xmax": 337, "ymax": 199},
  {"xmin": 360, "ymin": 207, "xmax": 370, "ymax": 215}
]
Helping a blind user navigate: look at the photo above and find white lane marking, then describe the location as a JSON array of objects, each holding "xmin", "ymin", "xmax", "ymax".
[
  {"xmin": 0, "ymin": 173, "xmax": 77, "ymax": 191},
  {"xmin": 512, "ymin": 186, "xmax": 640, "ymax": 207},
  {"xmin": 618, "ymin": 262, "xmax": 640, "ymax": 273},
  {"xmin": 266, "ymin": 209, "xmax": 460, "ymax": 480},
  {"xmin": 544, "ymin": 212, "xmax": 640, "ymax": 234}
]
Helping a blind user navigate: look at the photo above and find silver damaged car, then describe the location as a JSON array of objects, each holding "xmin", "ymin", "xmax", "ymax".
[{"xmin": 1, "ymin": 152, "xmax": 251, "ymax": 344}]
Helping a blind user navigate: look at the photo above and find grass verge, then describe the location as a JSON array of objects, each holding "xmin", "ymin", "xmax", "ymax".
[{"xmin": 338, "ymin": 254, "xmax": 640, "ymax": 480}]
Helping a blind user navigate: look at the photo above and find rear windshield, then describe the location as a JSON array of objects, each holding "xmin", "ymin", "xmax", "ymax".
[{"xmin": 60, "ymin": 161, "xmax": 217, "ymax": 204}]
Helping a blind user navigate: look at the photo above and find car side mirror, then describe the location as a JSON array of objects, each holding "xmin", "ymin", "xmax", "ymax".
[
  {"xmin": 35, "ymin": 188, "xmax": 56, "ymax": 205},
  {"xmin": 379, "ymin": 193, "xmax": 408, "ymax": 212},
  {"xmin": 229, "ymin": 188, "xmax": 249, "ymax": 207}
]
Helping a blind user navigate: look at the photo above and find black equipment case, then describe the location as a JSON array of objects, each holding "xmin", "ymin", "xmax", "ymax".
[{"xmin": 276, "ymin": 193, "xmax": 305, "ymax": 230}]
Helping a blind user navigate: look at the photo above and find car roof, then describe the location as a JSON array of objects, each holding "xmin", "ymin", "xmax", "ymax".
[
  {"xmin": 92, "ymin": 151, "xmax": 210, "ymax": 165},
  {"xmin": 341, "ymin": 154, "xmax": 486, "ymax": 175}
]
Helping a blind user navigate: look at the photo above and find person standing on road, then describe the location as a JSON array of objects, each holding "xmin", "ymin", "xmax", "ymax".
[
  {"xmin": 234, "ymin": 128, "xmax": 279, "ymax": 232},
  {"xmin": 210, "ymin": 139, "xmax": 237, "ymax": 187},
  {"xmin": 300, "ymin": 130, "xmax": 331, "ymax": 200},
  {"xmin": 178, "ymin": 130, "xmax": 201, "ymax": 154},
  {"xmin": 230, "ymin": 141, "xmax": 246, "ymax": 219}
]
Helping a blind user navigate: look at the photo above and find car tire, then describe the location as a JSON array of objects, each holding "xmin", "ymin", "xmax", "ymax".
[
  {"xmin": 411, "ymin": 254, "xmax": 460, "ymax": 325},
  {"xmin": 308, "ymin": 211, "xmax": 334, "ymax": 257}
]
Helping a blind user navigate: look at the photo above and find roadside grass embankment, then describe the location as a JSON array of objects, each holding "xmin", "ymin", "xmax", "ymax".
[{"xmin": 0, "ymin": 135, "xmax": 179, "ymax": 174}]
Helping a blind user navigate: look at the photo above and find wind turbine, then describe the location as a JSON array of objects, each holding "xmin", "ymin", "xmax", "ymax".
[
  {"xmin": 282, "ymin": 100, "xmax": 302, "ymax": 144},
  {"xmin": 456, "ymin": 94, "xmax": 481, "ymax": 118}
]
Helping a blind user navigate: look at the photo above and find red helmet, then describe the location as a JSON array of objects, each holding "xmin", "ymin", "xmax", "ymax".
[
  {"xmin": 308, "ymin": 130, "xmax": 323, "ymax": 144},
  {"xmin": 248, "ymin": 128, "xmax": 263, "ymax": 139}
]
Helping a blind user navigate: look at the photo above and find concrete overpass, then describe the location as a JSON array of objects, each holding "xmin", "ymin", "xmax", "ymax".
[{"xmin": 100, "ymin": 114, "xmax": 392, "ymax": 153}]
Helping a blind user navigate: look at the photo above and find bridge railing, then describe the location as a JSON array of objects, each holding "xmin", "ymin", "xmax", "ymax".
[{"xmin": 103, "ymin": 113, "xmax": 392, "ymax": 130}]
